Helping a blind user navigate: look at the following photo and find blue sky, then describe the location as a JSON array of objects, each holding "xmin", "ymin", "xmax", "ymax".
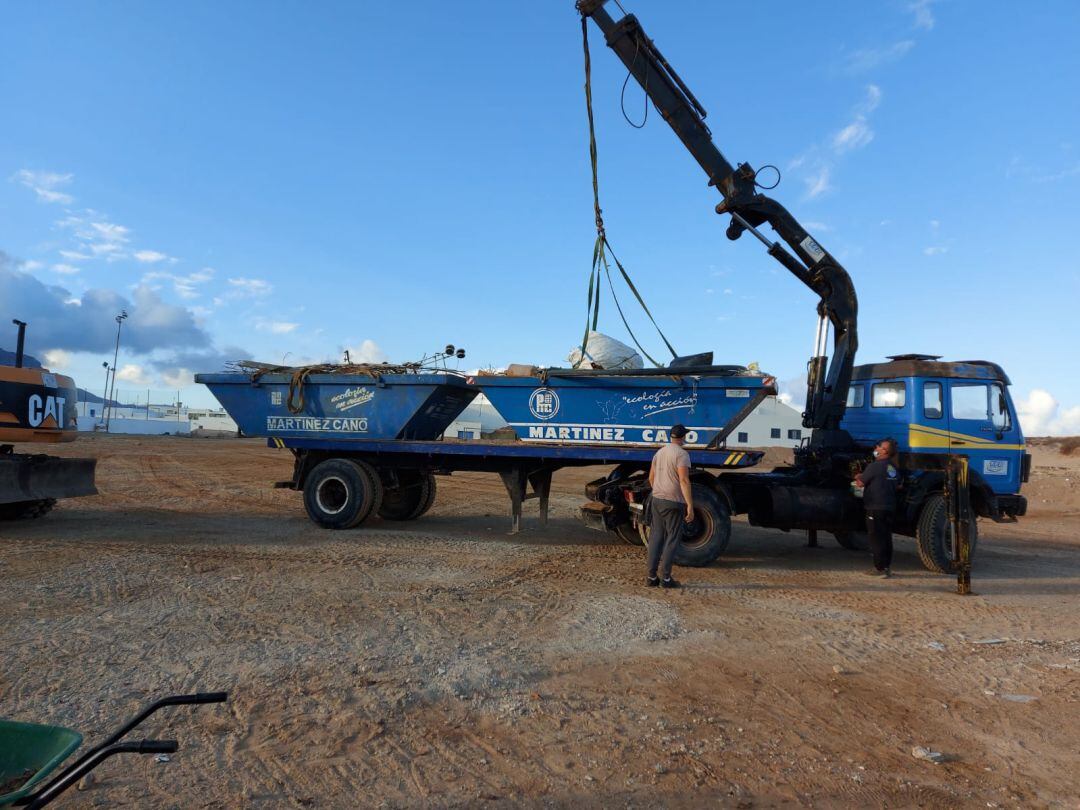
[{"xmin": 2, "ymin": 1, "xmax": 1078, "ymax": 432}]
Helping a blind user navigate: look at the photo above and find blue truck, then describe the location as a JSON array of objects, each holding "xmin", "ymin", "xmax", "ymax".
[
  {"xmin": 198, "ymin": 2, "xmax": 1029, "ymax": 577},
  {"xmin": 571, "ymin": 1, "xmax": 1028, "ymax": 575}
]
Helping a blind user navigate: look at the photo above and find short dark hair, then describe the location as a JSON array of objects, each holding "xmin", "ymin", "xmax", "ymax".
[
  {"xmin": 670, "ymin": 424, "xmax": 688, "ymax": 439},
  {"xmin": 877, "ymin": 437, "xmax": 898, "ymax": 455}
]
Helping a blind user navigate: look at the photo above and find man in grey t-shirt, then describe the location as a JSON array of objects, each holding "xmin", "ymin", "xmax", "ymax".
[{"xmin": 646, "ymin": 424, "xmax": 694, "ymax": 589}]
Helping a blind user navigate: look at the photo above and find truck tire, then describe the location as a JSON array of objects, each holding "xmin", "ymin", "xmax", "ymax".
[
  {"xmin": 831, "ymin": 530, "xmax": 869, "ymax": 551},
  {"xmin": 413, "ymin": 474, "xmax": 437, "ymax": 518},
  {"xmin": 636, "ymin": 484, "xmax": 732, "ymax": 567},
  {"xmin": 0, "ymin": 498, "xmax": 56, "ymax": 520},
  {"xmin": 303, "ymin": 459, "xmax": 382, "ymax": 529},
  {"xmin": 378, "ymin": 472, "xmax": 436, "ymax": 521},
  {"xmin": 915, "ymin": 493, "xmax": 979, "ymax": 574}
]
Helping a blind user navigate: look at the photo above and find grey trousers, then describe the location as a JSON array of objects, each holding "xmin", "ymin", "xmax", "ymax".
[{"xmin": 647, "ymin": 497, "xmax": 685, "ymax": 580}]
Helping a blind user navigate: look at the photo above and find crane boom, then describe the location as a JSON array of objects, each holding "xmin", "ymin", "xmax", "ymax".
[{"xmin": 578, "ymin": 1, "xmax": 858, "ymax": 451}]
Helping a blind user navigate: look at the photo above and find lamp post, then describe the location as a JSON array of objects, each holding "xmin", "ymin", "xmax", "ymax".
[
  {"xmin": 105, "ymin": 310, "xmax": 128, "ymax": 432},
  {"xmin": 100, "ymin": 361, "xmax": 110, "ymax": 424}
]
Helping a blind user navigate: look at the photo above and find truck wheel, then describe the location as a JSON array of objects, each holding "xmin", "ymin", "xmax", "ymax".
[
  {"xmin": 916, "ymin": 493, "xmax": 979, "ymax": 574},
  {"xmin": 378, "ymin": 472, "xmax": 436, "ymax": 521},
  {"xmin": 303, "ymin": 459, "xmax": 382, "ymax": 529},
  {"xmin": 676, "ymin": 485, "xmax": 731, "ymax": 566},
  {"xmin": 636, "ymin": 485, "xmax": 732, "ymax": 567},
  {"xmin": 832, "ymin": 530, "xmax": 869, "ymax": 551},
  {"xmin": 412, "ymin": 474, "xmax": 437, "ymax": 518},
  {"xmin": 0, "ymin": 498, "xmax": 56, "ymax": 520},
  {"xmin": 614, "ymin": 523, "xmax": 644, "ymax": 546}
]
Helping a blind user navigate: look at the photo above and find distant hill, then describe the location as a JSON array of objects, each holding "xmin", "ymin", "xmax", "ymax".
[{"xmin": 0, "ymin": 347, "xmax": 42, "ymax": 368}]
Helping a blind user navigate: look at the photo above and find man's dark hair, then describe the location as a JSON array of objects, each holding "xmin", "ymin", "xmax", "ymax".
[
  {"xmin": 878, "ymin": 437, "xmax": 898, "ymax": 456},
  {"xmin": 670, "ymin": 423, "xmax": 688, "ymax": 439}
]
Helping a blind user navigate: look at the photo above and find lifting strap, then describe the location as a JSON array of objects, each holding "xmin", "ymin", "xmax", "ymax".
[{"xmin": 578, "ymin": 15, "xmax": 677, "ymax": 369}]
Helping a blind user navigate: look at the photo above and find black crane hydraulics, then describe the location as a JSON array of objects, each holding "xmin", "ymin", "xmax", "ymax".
[{"xmin": 577, "ymin": 0, "xmax": 858, "ymax": 455}]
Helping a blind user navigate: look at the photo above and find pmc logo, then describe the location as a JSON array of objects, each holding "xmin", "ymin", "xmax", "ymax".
[{"xmin": 528, "ymin": 388, "xmax": 560, "ymax": 420}]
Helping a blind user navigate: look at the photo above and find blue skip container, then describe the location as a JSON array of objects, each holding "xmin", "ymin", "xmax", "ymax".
[
  {"xmin": 196, "ymin": 370, "xmax": 477, "ymax": 442},
  {"xmin": 474, "ymin": 367, "xmax": 770, "ymax": 448}
]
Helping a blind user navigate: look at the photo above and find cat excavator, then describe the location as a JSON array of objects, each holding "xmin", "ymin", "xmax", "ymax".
[{"xmin": 0, "ymin": 320, "xmax": 97, "ymax": 519}]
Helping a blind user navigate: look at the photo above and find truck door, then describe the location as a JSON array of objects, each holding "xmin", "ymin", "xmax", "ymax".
[{"xmin": 946, "ymin": 380, "xmax": 1022, "ymax": 494}]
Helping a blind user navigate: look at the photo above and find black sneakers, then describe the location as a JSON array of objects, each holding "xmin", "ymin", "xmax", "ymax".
[
  {"xmin": 660, "ymin": 577, "xmax": 681, "ymax": 589},
  {"xmin": 646, "ymin": 576, "xmax": 660, "ymax": 587},
  {"xmin": 864, "ymin": 568, "xmax": 893, "ymax": 578}
]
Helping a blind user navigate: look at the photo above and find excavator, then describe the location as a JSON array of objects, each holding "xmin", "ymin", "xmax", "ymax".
[
  {"xmin": 576, "ymin": 1, "xmax": 1029, "ymax": 574},
  {"xmin": 0, "ymin": 320, "xmax": 97, "ymax": 520}
]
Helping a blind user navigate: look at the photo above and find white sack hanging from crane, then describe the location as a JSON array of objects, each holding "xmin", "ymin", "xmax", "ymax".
[{"xmin": 568, "ymin": 331, "xmax": 644, "ymax": 370}]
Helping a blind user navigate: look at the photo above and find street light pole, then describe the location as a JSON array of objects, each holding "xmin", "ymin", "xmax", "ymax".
[
  {"xmin": 100, "ymin": 361, "xmax": 110, "ymax": 425},
  {"xmin": 105, "ymin": 310, "xmax": 128, "ymax": 432}
]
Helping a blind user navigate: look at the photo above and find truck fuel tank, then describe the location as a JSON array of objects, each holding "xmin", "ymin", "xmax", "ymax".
[{"xmin": 749, "ymin": 484, "xmax": 862, "ymax": 533}]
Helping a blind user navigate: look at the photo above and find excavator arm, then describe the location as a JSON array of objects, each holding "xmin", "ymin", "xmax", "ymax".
[{"xmin": 578, "ymin": 1, "xmax": 857, "ymax": 449}]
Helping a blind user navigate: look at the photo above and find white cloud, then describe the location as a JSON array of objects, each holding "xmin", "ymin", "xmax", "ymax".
[
  {"xmin": 143, "ymin": 267, "xmax": 215, "ymax": 300},
  {"xmin": 134, "ymin": 249, "xmax": 170, "ymax": 264},
  {"xmin": 831, "ymin": 85, "xmax": 881, "ymax": 154},
  {"xmin": 52, "ymin": 263, "xmax": 80, "ymax": 275},
  {"xmin": 846, "ymin": 40, "xmax": 915, "ymax": 73},
  {"xmin": 777, "ymin": 376, "xmax": 807, "ymax": 409},
  {"xmin": 342, "ymin": 339, "xmax": 387, "ymax": 364},
  {"xmin": 115, "ymin": 363, "xmax": 154, "ymax": 387},
  {"xmin": 59, "ymin": 250, "xmax": 91, "ymax": 261},
  {"xmin": 226, "ymin": 277, "xmax": 272, "ymax": 298},
  {"xmin": 11, "ymin": 169, "xmax": 74, "ymax": 204},
  {"xmin": 42, "ymin": 349, "xmax": 72, "ymax": 370},
  {"xmin": 1016, "ymin": 389, "xmax": 1080, "ymax": 436},
  {"xmin": 22, "ymin": 260, "xmax": 44, "ymax": 272},
  {"xmin": 833, "ymin": 119, "xmax": 874, "ymax": 153},
  {"xmin": 1033, "ymin": 162, "xmax": 1080, "ymax": 183},
  {"xmin": 256, "ymin": 320, "xmax": 300, "ymax": 335},
  {"xmin": 923, "ymin": 246, "xmax": 948, "ymax": 256},
  {"xmin": 803, "ymin": 221, "xmax": 831, "ymax": 232},
  {"xmin": 804, "ymin": 165, "xmax": 832, "ymax": 198},
  {"xmin": 1007, "ymin": 155, "xmax": 1080, "ymax": 184},
  {"xmin": 58, "ymin": 214, "xmax": 131, "ymax": 261},
  {"xmin": 908, "ymin": 0, "xmax": 936, "ymax": 30},
  {"xmin": 161, "ymin": 368, "xmax": 193, "ymax": 389}
]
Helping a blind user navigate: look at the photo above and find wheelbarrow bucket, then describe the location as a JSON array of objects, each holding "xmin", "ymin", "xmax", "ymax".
[
  {"xmin": 0, "ymin": 721, "xmax": 82, "ymax": 805},
  {"xmin": 0, "ymin": 691, "xmax": 227, "ymax": 808}
]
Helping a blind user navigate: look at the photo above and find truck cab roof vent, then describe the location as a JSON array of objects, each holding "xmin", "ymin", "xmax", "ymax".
[{"xmin": 886, "ymin": 353, "xmax": 942, "ymax": 361}]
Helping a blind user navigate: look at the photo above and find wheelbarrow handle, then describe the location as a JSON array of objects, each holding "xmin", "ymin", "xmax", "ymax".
[
  {"xmin": 172, "ymin": 691, "xmax": 228, "ymax": 705},
  {"xmin": 24, "ymin": 740, "xmax": 179, "ymax": 809},
  {"xmin": 51, "ymin": 691, "xmax": 229, "ymax": 788},
  {"xmin": 134, "ymin": 739, "xmax": 179, "ymax": 754}
]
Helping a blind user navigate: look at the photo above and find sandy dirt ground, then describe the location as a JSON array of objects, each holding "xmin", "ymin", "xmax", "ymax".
[{"xmin": 2, "ymin": 434, "xmax": 1079, "ymax": 808}]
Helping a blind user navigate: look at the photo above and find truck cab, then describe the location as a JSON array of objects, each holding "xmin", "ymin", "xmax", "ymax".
[{"xmin": 840, "ymin": 355, "xmax": 1029, "ymax": 523}]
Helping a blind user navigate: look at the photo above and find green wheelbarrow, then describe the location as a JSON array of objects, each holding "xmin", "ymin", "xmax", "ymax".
[{"xmin": 0, "ymin": 691, "xmax": 227, "ymax": 808}]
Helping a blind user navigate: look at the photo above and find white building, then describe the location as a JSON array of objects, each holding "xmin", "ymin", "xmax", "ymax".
[
  {"xmin": 75, "ymin": 403, "xmax": 237, "ymax": 436},
  {"xmin": 725, "ymin": 396, "xmax": 807, "ymax": 449},
  {"xmin": 443, "ymin": 394, "xmax": 511, "ymax": 439}
]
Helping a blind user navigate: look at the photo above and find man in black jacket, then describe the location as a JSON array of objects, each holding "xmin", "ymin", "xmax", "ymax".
[{"xmin": 855, "ymin": 438, "xmax": 900, "ymax": 577}]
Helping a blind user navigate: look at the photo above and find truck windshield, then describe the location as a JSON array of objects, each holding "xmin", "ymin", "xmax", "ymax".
[{"xmin": 951, "ymin": 382, "xmax": 1011, "ymax": 430}]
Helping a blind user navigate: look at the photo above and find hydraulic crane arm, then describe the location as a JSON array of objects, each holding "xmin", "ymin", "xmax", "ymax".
[{"xmin": 578, "ymin": 1, "xmax": 857, "ymax": 448}]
